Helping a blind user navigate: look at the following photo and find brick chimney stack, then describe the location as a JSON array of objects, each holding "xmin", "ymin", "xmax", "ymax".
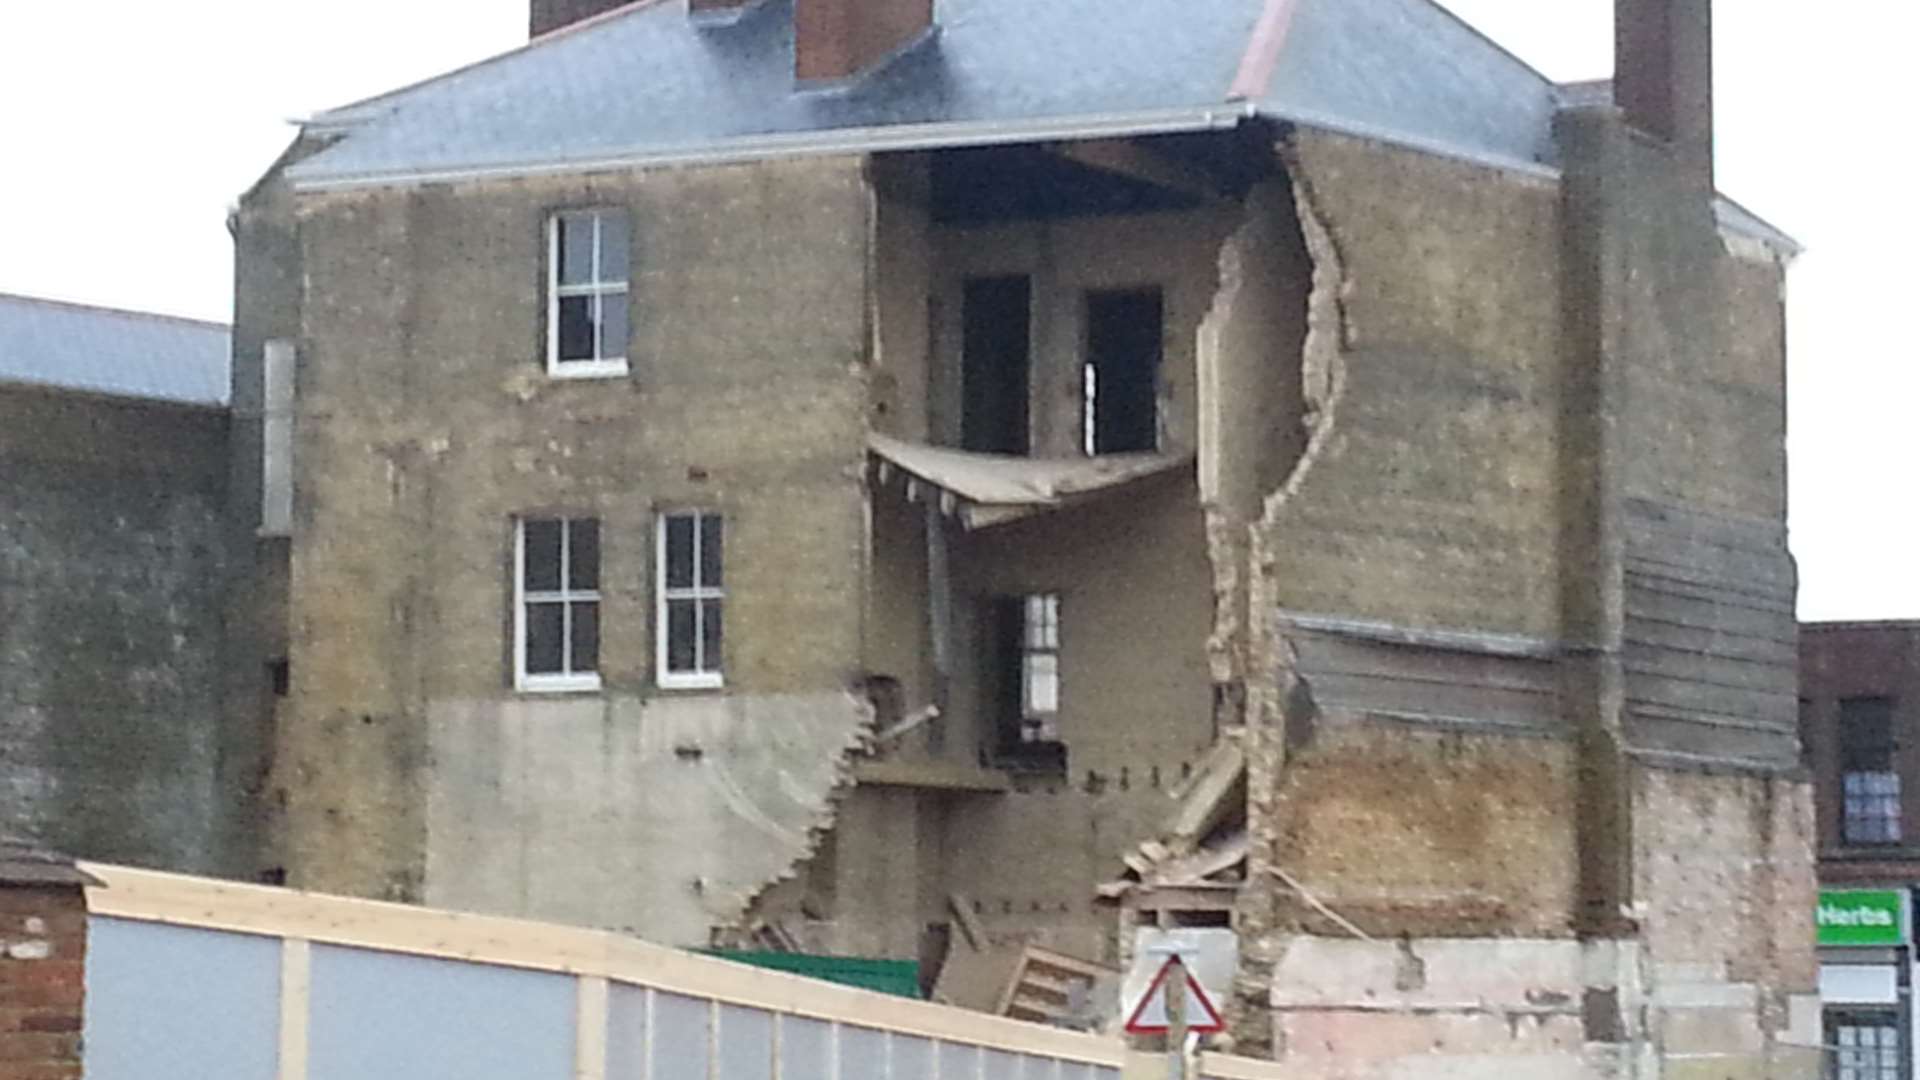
[
  {"xmin": 794, "ymin": 0, "xmax": 935, "ymax": 83},
  {"xmin": 1614, "ymin": 0, "xmax": 1714, "ymax": 188},
  {"xmin": 0, "ymin": 842, "xmax": 97, "ymax": 1080},
  {"xmin": 529, "ymin": 0, "xmax": 633, "ymax": 38}
]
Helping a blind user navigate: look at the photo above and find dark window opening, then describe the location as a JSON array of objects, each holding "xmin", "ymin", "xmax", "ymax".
[
  {"xmin": 961, "ymin": 276, "xmax": 1031, "ymax": 455},
  {"xmin": 267, "ymin": 660, "xmax": 291, "ymax": 698},
  {"xmin": 1084, "ymin": 288, "xmax": 1162, "ymax": 455},
  {"xmin": 1841, "ymin": 696, "xmax": 1900, "ymax": 845},
  {"xmin": 986, "ymin": 594, "xmax": 1065, "ymax": 772}
]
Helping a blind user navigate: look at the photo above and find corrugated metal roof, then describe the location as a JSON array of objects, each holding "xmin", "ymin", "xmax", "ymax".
[
  {"xmin": 286, "ymin": 0, "xmax": 1561, "ymax": 187},
  {"xmin": 0, "ymin": 293, "xmax": 231, "ymax": 407}
]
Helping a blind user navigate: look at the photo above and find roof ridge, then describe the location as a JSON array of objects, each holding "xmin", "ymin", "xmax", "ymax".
[
  {"xmin": 311, "ymin": 0, "xmax": 676, "ymax": 123},
  {"xmin": 1228, "ymin": 0, "xmax": 1303, "ymax": 102},
  {"xmin": 0, "ymin": 291, "xmax": 229, "ymax": 332}
]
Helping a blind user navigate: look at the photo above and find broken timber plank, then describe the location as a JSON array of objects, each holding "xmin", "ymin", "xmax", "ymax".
[
  {"xmin": 1166, "ymin": 745, "xmax": 1245, "ymax": 843},
  {"xmin": 1149, "ymin": 831, "xmax": 1249, "ymax": 885},
  {"xmin": 949, "ymin": 892, "xmax": 988, "ymax": 952}
]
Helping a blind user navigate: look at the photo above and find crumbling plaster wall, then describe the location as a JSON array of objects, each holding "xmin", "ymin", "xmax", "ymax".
[
  {"xmin": 0, "ymin": 386, "xmax": 233, "ymax": 872},
  {"xmin": 272, "ymin": 156, "xmax": 878, "ymax": 941}
]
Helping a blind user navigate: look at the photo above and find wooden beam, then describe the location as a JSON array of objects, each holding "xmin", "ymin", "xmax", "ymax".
[
  {"xmin": 853, "ymin": 760, "xmax": 1012, "ymax": 792},
  {"xmin": 948, "ymin": 892, "xmax": 989, "ymax": 952},
  {"xmin": 1045, "ymin": 139, "xmax": 1225, "ymax": 201}
]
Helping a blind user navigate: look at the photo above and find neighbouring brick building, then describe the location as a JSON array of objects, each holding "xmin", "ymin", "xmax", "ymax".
[
  {"xmin": 1803, "ymin": 621, "xmax": 1920, "ymax": 1077},
  {"xmin": 0, "ymin": 294, "xmax": 252, "ymax": 878},
  {"xmin": 224, "ymin": 0, "xmax": 1817, "ymax": 1073},
  {"xmin": 0, "ymin": 841, "xmax": 94, "ymax": 1080}
]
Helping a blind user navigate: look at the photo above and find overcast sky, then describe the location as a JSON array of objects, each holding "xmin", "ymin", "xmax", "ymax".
[{"xmin": 1, "ymin": 2, "xmax": 1909, "ymax": 620}]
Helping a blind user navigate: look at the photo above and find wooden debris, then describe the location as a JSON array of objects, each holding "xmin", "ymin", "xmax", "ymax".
[
  {"xmin": 1167, "ymin": 744, "xmax": 1245, "ymax": 843},
  {"xmin": 1148, "ymin": 830, "xmax": 1248, "ymax": 885},
  {"xmin": 995, "ymin": 945, "xmax": 1118, "ymax": 1027}
]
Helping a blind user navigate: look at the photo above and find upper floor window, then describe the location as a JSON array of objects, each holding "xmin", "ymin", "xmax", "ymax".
[
  {"xmin": 1841, "ymin": 696, "xmax": 1900, "ymax": 845},
  {"xmin": 548, "ymin": 210, "xmax": 630, "ymax": 378},
  {"xmin": 658, "ymin": 511, "xmax": 724, "ymax": 689},
  {"xmin": 515, "ymin": 517, "xmax": 601, "ymax": 692}
]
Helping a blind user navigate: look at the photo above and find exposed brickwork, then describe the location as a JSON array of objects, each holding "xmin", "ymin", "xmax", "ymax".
[{"xmin": 0, "ymin": 849, "xmax": 93, "ymax": 1080}]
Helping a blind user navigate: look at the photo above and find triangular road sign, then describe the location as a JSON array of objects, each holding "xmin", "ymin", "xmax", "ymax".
[{"xmin": 1123, "ymin": 956, "xmax": 1225, "ymax": 1034}]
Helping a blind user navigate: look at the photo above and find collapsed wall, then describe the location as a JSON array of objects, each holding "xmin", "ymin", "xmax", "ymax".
[{"xmin": 1222, "ymin": 120, "xmax": 1814, "ymax": 1078}]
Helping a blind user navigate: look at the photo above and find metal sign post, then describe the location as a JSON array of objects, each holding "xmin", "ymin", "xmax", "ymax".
[
  {"xmin": 1127, "ymin": 944, "xmax": 1222, "ymax": 1080},
  {"xmin": 1164, "ymin": 954, "xmax": 1190, "ymax": 1080}
]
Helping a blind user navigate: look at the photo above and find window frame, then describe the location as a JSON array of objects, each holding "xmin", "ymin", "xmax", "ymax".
[
  {"xmin": 513, "ymin": 516, "xmax": 604, "ymax": 694},
  {"xmin": 986, "ymin": 591, "xmax": 1066, "ymax": 772},
  {"xmin": 655, "ymin": 510, "xmax": 725, "ymax": 690},
  {"xmin": 546, "ymin": 209, "xmax": 631, "ymax": 379},
  {"xmin": 1840, "ymin": 696, "xmax": 1902, "ymax": 847},
  {"xmin": 1019, "ymin": 593, "xmax": 1061, "ymax": 741}
]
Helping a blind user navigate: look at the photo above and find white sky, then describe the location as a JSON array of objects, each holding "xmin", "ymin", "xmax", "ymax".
[{"xmin": 0, "ymin": 2, "xmax": 1910, "ymax": 620}]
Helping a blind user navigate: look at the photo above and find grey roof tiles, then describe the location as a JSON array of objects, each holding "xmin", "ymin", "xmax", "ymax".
[
  {"xmin": 286, "ymin": 0, "xmax": 1562, "ymax": 186},
  {"xmin": 0, "ymin": 293, "xmax": 230, "ymax": 407}
]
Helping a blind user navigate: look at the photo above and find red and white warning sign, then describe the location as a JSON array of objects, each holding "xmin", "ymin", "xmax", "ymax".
[{"xmin": 1122, "ymin": 955, "xmax": 1225, "ymax": 1035}]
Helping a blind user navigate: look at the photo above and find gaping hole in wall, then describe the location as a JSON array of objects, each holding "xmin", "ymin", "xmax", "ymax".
[
  {"xmin": 961, "ymin": 276, "xmax": 1032, "ymax": 455},
  {"xmin": 1083, "ymin": 288, "xmax": 1163, "ymax": 454}
]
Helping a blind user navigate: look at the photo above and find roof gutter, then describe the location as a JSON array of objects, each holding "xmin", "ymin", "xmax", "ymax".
[{"xmin": 286, "ymin": 102, "xmax": 1258, "ymax": 192}]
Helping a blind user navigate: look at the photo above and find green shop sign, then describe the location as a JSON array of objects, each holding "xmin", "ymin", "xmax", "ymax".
[{"xmin": 1817, "ymin": 890, "xmax": 1907, "ymax": 947}]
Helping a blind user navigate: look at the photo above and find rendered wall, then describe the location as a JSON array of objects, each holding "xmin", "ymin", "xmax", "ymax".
[{"xmin": 0, "ymin": 386, "xmax": 233, "ymax": 873}]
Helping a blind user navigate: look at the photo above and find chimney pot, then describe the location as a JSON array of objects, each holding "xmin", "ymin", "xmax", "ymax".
[{"xmin": 1614, "ymin": 0, "xmax": 1714, "ymax": 187}]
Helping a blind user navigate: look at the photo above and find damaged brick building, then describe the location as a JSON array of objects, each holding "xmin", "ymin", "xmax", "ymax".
[{"xmin": 227, "ymin": 0, "xmax": 1816, "ymax": 1072}]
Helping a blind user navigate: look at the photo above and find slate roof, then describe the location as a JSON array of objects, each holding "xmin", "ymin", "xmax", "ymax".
[
  {"xmin": 286, "ymin": 0, "xmax": 1561, "ymax": 188},
  {"xmin": 0, "ymin": 293, "xmax": 231, "ymax": 407},
  {"xmin": 282, "ymin": 0, "xmax": 1795, "ymax": 252}
]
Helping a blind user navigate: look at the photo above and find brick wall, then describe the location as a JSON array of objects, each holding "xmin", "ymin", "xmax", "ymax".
[{"xmin": 0, "ymin": 845, "xmax": 93, "ymax": 1080}]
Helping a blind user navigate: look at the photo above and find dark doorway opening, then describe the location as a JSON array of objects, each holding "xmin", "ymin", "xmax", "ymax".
[
  {"xmin": 1084, "ymin": 288, "xmax": 1162, "ymax": 454},
  {"xmin": 961, "ymin": 275, "xmax": 1031, "ymax": 455}
]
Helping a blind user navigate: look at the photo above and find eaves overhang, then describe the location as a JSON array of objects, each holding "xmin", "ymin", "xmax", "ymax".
[{"xmin": 285, "ymin": 104, "xmax": 1258, "ymax": 193}]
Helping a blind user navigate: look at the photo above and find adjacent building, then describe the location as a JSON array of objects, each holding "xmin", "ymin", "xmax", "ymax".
[
  {"xmin": 1805, "ymin": 621, "xmax": 1920, "ymax": 1078},
  {"xmin": 210, "ymin": 0, "xmax": 1817, "ymax": 1072},
  {"xmin": 0, "ymin": 292, "xmax": 251, "ymax": 875}
]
